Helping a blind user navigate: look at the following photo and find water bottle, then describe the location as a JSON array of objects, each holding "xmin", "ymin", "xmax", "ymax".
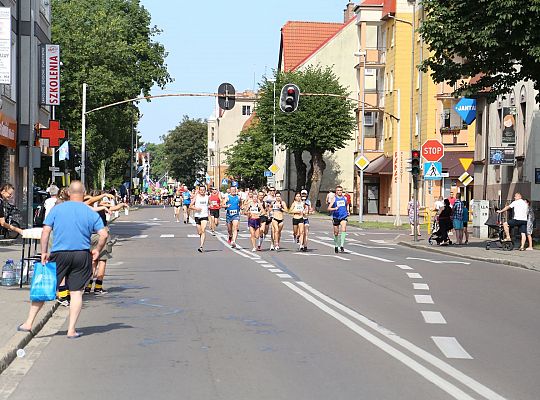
[{"xmin": 1, "ymin": 260, "xmax": 16, "ymax": 286}]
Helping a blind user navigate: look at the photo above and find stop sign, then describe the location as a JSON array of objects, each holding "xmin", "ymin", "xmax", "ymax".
[{"xmin": 421, "ymin": 139, "xmax": 444, "ymax": 162}]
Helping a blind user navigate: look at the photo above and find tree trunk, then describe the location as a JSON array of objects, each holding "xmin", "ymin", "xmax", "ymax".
[
  {"xmin": 293, "ymin": 150, "xmax": 307, "ymax": 192},
  {"xmin": 308, "ymin": 150, "xmax": 326, "ymax": 207}
]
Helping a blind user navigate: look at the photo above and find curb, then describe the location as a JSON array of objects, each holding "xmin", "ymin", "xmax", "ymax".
[
  {"xmin": 0, "ymin": 301, "xmax": 59, "ymax": 374},
  {"xmin": 398, "ymin": 241, "xmax": 539, "ymax": 272}
]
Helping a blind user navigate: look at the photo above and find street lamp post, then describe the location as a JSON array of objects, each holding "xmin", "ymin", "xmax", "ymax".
[
  {"xmin": 267, "ymin": 78, "xmax": 277, "ymax": 188},
  {"xmin": 354, "ymin": 50, "xmax": 367, "ymax": 223}
]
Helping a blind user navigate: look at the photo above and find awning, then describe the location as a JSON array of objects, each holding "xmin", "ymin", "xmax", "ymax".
[
  {"xmin": 364, "ymin": 155, "xmax": 393, "ymax": 175},
  {"xmin": 440, "ymin": 151, "xmax": 474, "ymax": 178}
]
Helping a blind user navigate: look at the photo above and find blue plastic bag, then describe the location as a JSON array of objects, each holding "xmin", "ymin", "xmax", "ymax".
[{"xmin": 29, "ymin": 262, "xmax": 57, "ymax": 302}]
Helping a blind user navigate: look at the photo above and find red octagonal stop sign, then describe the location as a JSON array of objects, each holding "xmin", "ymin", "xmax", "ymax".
[{"xmin": 421, "ymin": 139, "xmax": 444, "ymax": 162}]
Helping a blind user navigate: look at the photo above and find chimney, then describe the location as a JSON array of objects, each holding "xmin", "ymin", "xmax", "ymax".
[{"xmin": 344, "ymin": 2, "xmax": 355, "ymax": 22}]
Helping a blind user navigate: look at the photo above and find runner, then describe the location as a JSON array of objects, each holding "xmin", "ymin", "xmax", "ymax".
[
  {"xmin": 223, "ymin": 186, "xmax": 241, "ymax": 248},
  {"xmin": 181, "ymin": 185, "xmax": 191, "ymax": 223},
  {"xmin": 270, "ymin": 192, "xmax": 287, "ymax": 250},
  {"xmin": 246, "ymin": 193, "xmax": 263, "ymax": 251},
  {"xmin": 327, "ymin": 185, "xmax": 349, "ymax": 253},
  {"xmin": 300, "ymin": 189, "xmax": 314, "ymax": 252},
  {"xmin": 289, "ymin": 192, "xmax": 307, "ymax": 251},
  {"xmin": 172, "ymin": 188, "xmax": 183, "ymax": 222},
  {"xmin": 263, "ymin": 187, "xmax": 276, "ymax": 250},
  {"xmin": 189, "ymin": 186, "xmax": 209, "ymax": 253},
  {"xmin": 257, "ymin": 190, "xmax": 270, "ymax": 250},
  {"xmin": 208, "ymin": 187, "xmax": 221, "ymax": 235}
]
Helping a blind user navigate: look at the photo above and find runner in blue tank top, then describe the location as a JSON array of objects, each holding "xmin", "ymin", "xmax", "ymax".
[
  {"xmin": 223, "ymin": 186, "xmax": 241, "ymax": 248},
  {"xmin": 327, "ymin": 185, "xmax": 349, "ymax": 253}
]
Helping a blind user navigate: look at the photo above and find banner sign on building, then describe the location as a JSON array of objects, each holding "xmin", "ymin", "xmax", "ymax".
[
  {"xmin": 501, "ymin": 107, "xmax": 516, "ymax": 144},
  {"xmin": 454, "ymin": 98, "xmax": 476, "ymax": 125},
  {"xmin": 40, "ymin": 44, "xmax": 61, "ymax": 105},
  {"xmin": 489, "ymin": 147, "xmax": 515, "ymax": 165},
  {"xmin": 0, "ymin": 7, "xmax": 11, "ymax": 84}
]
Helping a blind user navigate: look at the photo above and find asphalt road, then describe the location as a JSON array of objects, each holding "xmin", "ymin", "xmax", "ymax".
[{"xmin": 1, "ymin": 206, "xmax": 539, "ymax": 400}]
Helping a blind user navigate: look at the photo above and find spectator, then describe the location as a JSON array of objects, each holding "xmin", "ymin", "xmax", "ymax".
[
  {"xmin": 0, "ymin": 183, "xmax": 23, "ymax": 236},
  {"xmin": 433, "ymin": 196, "xmax": 444, "ymax": 212},
  {"xmin": 448, "ymin": 192, "xmax": 456, "ymax": 207},
  {"xmin": 343, "ymin": 189, "xmax": 352, "ymax": 213},
  {"xmin": 497, "ymin": 192, "xmax": 528, "ymax": 251},
  {"xmin": 525, "ymin": 199, "xmax": 535, "ymax": 251},
  {"xmin": 407, "ymin": 198, "xmax": 421, "ymax": 237},
  {"xmin": 18, "ymin": 181, "xmax": 108, "ymax": 338},
  {"xmin": 44, "ymin": 185, "xmax": 59, "ymax": 218},
  {"xmin": 462, "ymin": 201, "xmax": 470, "ymax": 245},
  {"xmin": 453, "ymin": 193, "xmax": 464, "ymax": 244}
]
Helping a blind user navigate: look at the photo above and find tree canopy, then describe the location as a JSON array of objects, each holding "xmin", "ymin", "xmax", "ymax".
[
  {"xmin": 161, "ymin": 116, "xmax": 207, "ymax": 185},
  {"xmin": 420, "ymin": 0, "xmax": 540, "ymax": 101},
  {"xmin": 51, "ymin": 0, "xmax": 172, "ymax": 187},
  {"xmin": 224, "ymin": 120, "xmax": 273, "ymax": 188}
]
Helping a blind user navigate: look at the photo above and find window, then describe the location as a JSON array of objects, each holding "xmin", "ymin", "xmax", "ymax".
[
  {"xmin": 242, "ymin": 105, "xmax": 251, "ymax": 116},
  {"xmin": 442, "ymin": 109, "xmax": 451, "ymax": 128},
  {"xmin": 364, "ymin": 112, "xmax": 374, "ymax": 126},
  {"xmin": 211, "ymin": 127, "xmax": 215, "ymax": 142}
]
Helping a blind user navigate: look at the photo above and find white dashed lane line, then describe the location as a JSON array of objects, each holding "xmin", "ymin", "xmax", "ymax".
[
  {"xmin": 421, "ymin": 311, "xmax": 447, "ymax": 324},
  {"xmin": 413, "ymin": 283, "xmax": 430, "ymax": 290},
  {"xmin": 414, "ymin": 295, "xmax": 435, "ymax": 304},
  {"xmin": 407, "ymin": 272, "xmax": 423, "ymax": 279},
  {"xmin": 431, "ymin": 337, "xmax": 473, "ymax": 360},
  {"xmin": 160, "ymin": 234, "xmax": 175, "ymax": 238}
]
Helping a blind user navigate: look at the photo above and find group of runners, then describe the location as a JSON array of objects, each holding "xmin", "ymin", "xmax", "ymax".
[{"xmin": 172, "ymin": 184, "xmax": 351, "ymax": 254}]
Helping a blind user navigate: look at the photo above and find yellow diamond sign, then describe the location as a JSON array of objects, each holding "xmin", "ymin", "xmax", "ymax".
[
  {"xmin": 355, "ymin": 155, "xmax": 370, "ymax": 171},
  {"xmin": 268, "ymin": 163, "xmax": 280, "ymax": 174}
]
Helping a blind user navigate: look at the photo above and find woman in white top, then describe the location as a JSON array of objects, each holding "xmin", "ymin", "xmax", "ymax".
[
  {"xmin": 270, "ymin": 192, "xmax": 287, "ymax": 250},
  {"xmin": 190, "ymin": 186, "xmax": 210, "ymax": 252},
  {"xmin": 289, "ymin": 192, "xmax": 307, "ymax": 251}
]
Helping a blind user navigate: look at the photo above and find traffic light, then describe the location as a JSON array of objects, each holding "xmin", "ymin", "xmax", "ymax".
[
  {"xmin": 280, "ymin": 84, "xmax": 300, "ymax": 113},
  {"xmin": 411, "ymin": 149, "xmax": 421, "ymax": 176}
]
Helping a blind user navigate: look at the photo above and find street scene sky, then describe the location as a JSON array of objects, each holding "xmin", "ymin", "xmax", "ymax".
[{"xmin": 138, "ymin": 0, "xmax": 344, "ymax": 144}]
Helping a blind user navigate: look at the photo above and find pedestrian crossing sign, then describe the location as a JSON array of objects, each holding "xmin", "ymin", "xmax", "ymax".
[{"xmin": 423, "ymin": 162, "xmax": 442, "ymax": 180}]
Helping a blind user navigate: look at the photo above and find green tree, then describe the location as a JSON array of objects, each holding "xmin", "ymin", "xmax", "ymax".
[
  {"xmin": 51, "ymin": 0, "xmax": 172, "ymax": 186},
  {"xmin": 162, "ymin": 116, "xmax": 207, "ymax": 185},
  {"xmin": 145, "ymin": 142, "xmax": 168, "ymax": 180},
  {"xmin": 420, "ymin": 0, "xmax": 540, "ymax": 101},
  {"xmin": 224, "ymin": 120, "xmax": 273, "ymax": 188},
  {"xmin": 256, "ymin": 66, "xmax": 356, "ymax": 204}
]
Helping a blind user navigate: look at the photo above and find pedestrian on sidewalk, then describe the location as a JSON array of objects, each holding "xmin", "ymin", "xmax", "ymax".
[
  {"xmin": 525, "ymin": 198, "xmax": 535, "ymax": 251},
  {"xmin": 497, "ymin": 192, "xmax": 528, "ymax": 251},
  {"xmin": 452, "ymin": 193, "xmax": 464, "ymax": 245},
  {"xmin": 18, "ymin": 181, "xmax": 108, "ymax": 339},
  {"xmin": 0, "ymin": 183, "xmax": 23, "ymax": 236},
  {"xmin": 407, "ymin": 197, "xmax": 421, "ymax": 237},
  {"xmin": 462, "ymin": 201, "xmax": 470, "ymax": 245}
]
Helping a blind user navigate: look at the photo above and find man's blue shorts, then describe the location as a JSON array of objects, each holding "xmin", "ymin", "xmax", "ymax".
[
  {"xmin": 226, "ymin": 213, "xmax": 240, "ymax": 224},
  {"xmin": 453, "ymin": 219, "xmax": 464, "ymax": 230}
]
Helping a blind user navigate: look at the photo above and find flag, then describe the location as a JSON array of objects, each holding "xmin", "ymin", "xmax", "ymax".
[{"xmin": 58, "ymin": 141, "xmax": 69, "ymax": 161}]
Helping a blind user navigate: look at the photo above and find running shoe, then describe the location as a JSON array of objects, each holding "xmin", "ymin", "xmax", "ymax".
[
  {"xmin": 257, "ymin": 245, "xmax": 261, "ymax": 251},
  {"xmin": 340, "ymin": 247, "xmax": 345, "ymax": 253},
  {"xmin": 251, "ymin": 247, "xmax": 257, "ymax": 252},
  {"xmin": 270, "ymin": 244, "xmax": 275, "ymax": 251},
  {"xmin": 228, "ymin": 237, "xmax": 232, "ymax": 244},
  {"xmin": 84, "ymin": 287, "xmax": 91, "ymax": 295},
  {"xmin": 334, "ymin": 247, "xmax": 339, "ymax": 254},
  {"xmin": 94, "ymin": 289, "xmax": 108, "ymax": 296},
  {"xmin": 231, "ymin": 242, "xmax": 236, "ymax": 248},
  {"xmin": 56, "ymin": 298, "xmax": 70, "ymax": 307},
  {"xmin": 197, "ymin": 247, "xmax": 203, "ymax": 253}
]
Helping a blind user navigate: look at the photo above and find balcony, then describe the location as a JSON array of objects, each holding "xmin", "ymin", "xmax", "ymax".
[
  {"xmin": 355, "ymin": 90, "xmax": 385, "ymax": 114},
  {"xmin": 355, "ymin": 47, "xmax": 386, "ymax": 69}
]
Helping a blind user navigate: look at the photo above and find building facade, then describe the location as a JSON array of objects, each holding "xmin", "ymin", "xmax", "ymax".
[
  {"xmin": 0, "ymin": 0, "xmax": 52, "ymax": 223},
  {"xmin": 207, "ymin": 91, "xmax": 257, "ymax": 188}
]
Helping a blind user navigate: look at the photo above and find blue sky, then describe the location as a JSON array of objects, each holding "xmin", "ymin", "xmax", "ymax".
[{"xmin": 137, "ymin": 0, "xmax": 346, "ymax": 143}]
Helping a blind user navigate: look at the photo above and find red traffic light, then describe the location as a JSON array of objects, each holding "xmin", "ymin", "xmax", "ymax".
[
  {"xmin": 411, "ymin": 150, "xmax": 420, "ymax": 158},
  {"xmin": 287, "ymin": 87, "xmax": 296, "ymax": 95}
]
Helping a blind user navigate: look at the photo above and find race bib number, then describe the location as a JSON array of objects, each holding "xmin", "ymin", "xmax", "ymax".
[
  {"xmin": 228, "ymin": 209, "xmax": 238, "ymax": 216},
  {"xmin": 336, "ymin": 200, "xmax": 346, "ymax": 207},
  {"xmin": 295, "ymin": 204, "xmax": 304, "ymax": 212},
  {"xmin": 211, "ymin": 201, "xmax": 218, "ymax": 206}
]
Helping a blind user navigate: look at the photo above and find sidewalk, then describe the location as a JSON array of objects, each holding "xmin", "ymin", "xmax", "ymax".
[
  {"xmin": 398, "ymin": 235, "xmax": 539, "ymax": 272},
  {"xmin": 0, "ymin": 244, "xmax": 58, "ymax": 374}
]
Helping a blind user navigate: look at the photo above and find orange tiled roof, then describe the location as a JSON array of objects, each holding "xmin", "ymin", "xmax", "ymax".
[
  {"xmin": 361, "ymin": 0, "xmax": 384, "ymax": 5},
  {"xmin": 280, "ymin": 21, "xmax": 344, "ymax": 72}
]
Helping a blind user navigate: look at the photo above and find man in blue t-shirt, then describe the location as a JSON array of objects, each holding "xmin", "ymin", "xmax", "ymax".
[
  {"xmin": 223, "ymin": 186, "xmax": 241, "ymax": 248},
  {"xmin": 327, "ymin": 185, "xmax": 349, "ymax": 254},
  {"xmin": 181, "ymin": 186, "xmax": 191, "ymax": 224},
  {"xmin": 19, "ymin": 181, "xmax": 108, "ymax": 339}
]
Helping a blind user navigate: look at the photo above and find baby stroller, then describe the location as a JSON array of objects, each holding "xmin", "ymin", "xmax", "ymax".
[
  {"xmin": 485, "ymin": 209, "xmax": 514, "ymax": 251},
  {"xmin": 428, "ymin": 215, "xmax": 453, "ymax": 245}
]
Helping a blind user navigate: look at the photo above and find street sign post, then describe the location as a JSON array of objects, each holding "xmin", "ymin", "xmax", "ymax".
[{"xmin": 421, "ymin": 139, "xmax": 444, "ymax": 162}]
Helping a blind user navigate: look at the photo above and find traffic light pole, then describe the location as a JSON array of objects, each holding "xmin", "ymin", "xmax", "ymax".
[{"xmin": 413, "ymin": 176, "xmax": 419, "ymax": 242}]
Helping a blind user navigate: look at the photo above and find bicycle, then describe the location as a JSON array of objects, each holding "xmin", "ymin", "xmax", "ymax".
[{"xmin": 1, "ymin": 202, "xmax": 22, "ymax": 239}]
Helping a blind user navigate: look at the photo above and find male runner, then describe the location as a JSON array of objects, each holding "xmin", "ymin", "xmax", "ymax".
[
  {"xmin": 181, "ymin": 185, "xmax": 191, "ymax": 223},
  {"xmin": 208, "ymin": 187, "xmax": 221, "ymax": 235},
  {"xmin": 190, "ymin": 186, "xmax": 209, "ymax": 252},
  {"xmin": 327, "ymin": 185, "xmax": 349, "ymax": 253},
  {"xmin": 223, "ymin": 186, "xmax": 241, "ymax": 248}
]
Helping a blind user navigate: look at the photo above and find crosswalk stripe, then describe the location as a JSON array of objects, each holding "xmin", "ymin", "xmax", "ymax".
[{"xmin": 160, "ymin": 234, "xmax": 175, "ymax": 238}]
